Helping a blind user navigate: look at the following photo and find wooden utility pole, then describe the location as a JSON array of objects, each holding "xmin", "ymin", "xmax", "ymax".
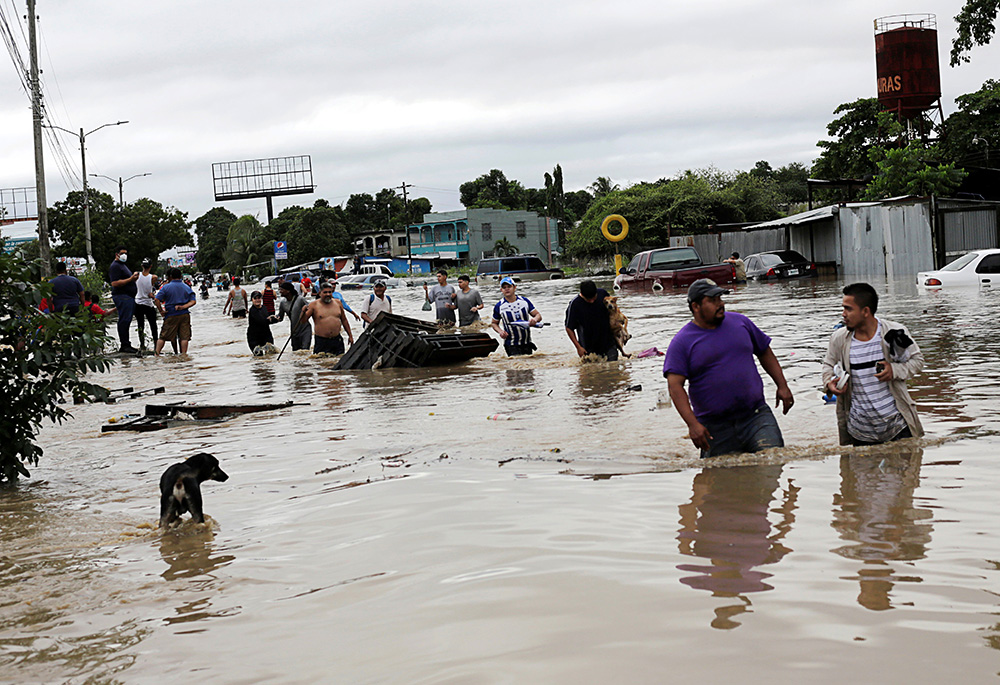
[{"xmin": 27, "ymin": 0, "xmax": 51, "ymax": 276}]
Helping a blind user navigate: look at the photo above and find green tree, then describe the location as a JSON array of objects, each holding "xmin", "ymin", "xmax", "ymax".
[
  {"xmin": 564, "ymin": 189, "xmax": 594, "ymax": 222},
  {"xmin": 544, "ymin": 164, "xmax": 567, "ymax": 248},
  {"xmin": 224, "ymin": 215, "xmax": 272, "ymax": 274},
  {"xmin": 493, "ymin": 237, "xmax": 518, "ymax": 256},
  {"xmin": 773, "ymin": 162, "xmax": 811, "ymax": 204},
  {"xmin": 862, "ymin": 142, "xmax": 967, "ymax": 199},
  {"xmin": 283, "ymin": 205, "xmax": 352, "ymax": 265},
  {"xmin": 813, "ymin": 98, "xmax": 885, "ymax": 182},
  {"xmin": 589, "ymin": 176, "xmax": 619, "ymax": 199},
  {"xmin": 459, "ymin": 169, "xmax": 526, "ymax": 210},
  {"xmin": 48, "ymin": 190, "xmax": 193, "ymax": 274},
  {"xmin": 194, "ymin": 207, "xmax": 237, "ymax": 271},
  {"xmin": 0, "ymin": 252, "xmax": 112, "ymax": 482},
  {"xmin": 941, "ymin": 79, "xmax": 1000, "ymax": 167},
  {"xmin": 951, "ymin": 0, "xmax": 999, "ymax": 66}
]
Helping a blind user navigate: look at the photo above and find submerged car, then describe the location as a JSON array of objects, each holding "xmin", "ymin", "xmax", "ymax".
[
  {"xmin": 336, "ymin": 274, "xmax": 406, "ymax": 289},
  {"xmin": 744, "ymin": 250, "xmax": 817, "ymax": 280},
  {"xmin": 476, "ymin": 255, "xmax": 563, "ymax": 282},
  {"xmin": 916, "ymin": 248, "xmax": 1000, "ymax": 288}
]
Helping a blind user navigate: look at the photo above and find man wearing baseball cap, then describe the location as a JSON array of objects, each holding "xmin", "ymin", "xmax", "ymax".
[
  {"xmin": 663, "ymin": 278, "xmax": 793, "ymax": 458},
  {"xmin": 490, "ymin": 276, "xmax": 542, "ymax": 356}
]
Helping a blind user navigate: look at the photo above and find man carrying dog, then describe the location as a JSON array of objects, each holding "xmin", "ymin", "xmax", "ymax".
[
  {"xmin": 664, "ymin": 279, "xmax": 793, "ymax": 458},
  {"xmin": 271, "ymin": 281, "xmax": 312, "ymax": 351},
  {"xmin": 299, "ymin": 282, "xmax": 354, "ymax": 354},
  {"xmin": 564, "ymin": 279, "xmax": 617, "ymax": 360},
  {"xmin": 821, "ymin": 282, "xmax": 923, "ymax": 445}
]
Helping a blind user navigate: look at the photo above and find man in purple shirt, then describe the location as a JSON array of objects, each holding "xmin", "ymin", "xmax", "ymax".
[{"xmin": 664, "ymin": 279, "xmax": 794, "ymax": 458}]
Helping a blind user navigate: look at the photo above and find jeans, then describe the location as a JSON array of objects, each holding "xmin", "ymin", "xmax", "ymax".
[
  {"xmin": 112, "ymin": 294, "xmax": 135, "ymax": 349},
  {"xmin": 135, "ymin": 303, "xmax": 158, "ymax": 347},
  {"xmin": 700, "ymin": 403, "xmax": 784, "ymax": 458}
]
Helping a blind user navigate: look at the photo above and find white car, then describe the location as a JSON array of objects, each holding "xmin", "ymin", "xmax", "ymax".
[{"xmin": 916, "ymin": 248, "xmax": 1000, "ymax": 288}]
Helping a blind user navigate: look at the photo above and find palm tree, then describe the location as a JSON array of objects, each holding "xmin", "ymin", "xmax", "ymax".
[
  {"xmin": 493, "ymin": 237, "xmax": 518, "ymax": 257},
  {"xmin": 589, "ymin": 176, "xmax": 619, "ymax": 199},
  {"xmin": 224, "ymin": 215, "xmax": 271, "ymax": 275}
]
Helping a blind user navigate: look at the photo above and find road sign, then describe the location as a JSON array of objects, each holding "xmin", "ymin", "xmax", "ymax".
[
  {"xmin": 274, "ymin": 241, "xmax": 288, "ymax": 260},
  {"xmin": 3, "ymin": 236, "xmax": 35, "ymax": 253}
]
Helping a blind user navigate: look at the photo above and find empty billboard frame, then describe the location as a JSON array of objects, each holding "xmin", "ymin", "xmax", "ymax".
[{"xmin": 212, "ymin": 155, "xmax": 315, "ymax": 221}]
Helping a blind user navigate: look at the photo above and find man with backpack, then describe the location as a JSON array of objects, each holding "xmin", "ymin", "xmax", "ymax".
[{"xmin": 360, "ymin": 279, "xmax": 392, "ymax": 328}]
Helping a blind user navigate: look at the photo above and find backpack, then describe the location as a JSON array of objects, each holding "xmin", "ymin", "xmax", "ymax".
[{"xmin": 369, "ymin": 293, "xmax": 391, "ymax": 306}]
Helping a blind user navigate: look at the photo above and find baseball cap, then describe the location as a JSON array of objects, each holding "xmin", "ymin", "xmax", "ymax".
[
  {"xmin": 141, "ymin": 258, "xmax": 151, "ymax": 266},
  {"xmin": 687, "ymin": 278, "xmax": 730, "ymax": 303},
  {"xmin": 499, "ymin": 276, "xmax": 515, "ymax": 287},
  {"xmin": 373, "ymin": 279, "xmax": 387, "ymax": 288}
]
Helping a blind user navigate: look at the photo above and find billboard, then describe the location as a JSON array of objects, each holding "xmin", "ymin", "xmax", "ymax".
[
  {"xmin": 0, "ymin": 187, "xmax": 38, "ymax": 223},
  {"xmin": 212, "ymin": 155, "xmax": 315, "ymax": 202}
]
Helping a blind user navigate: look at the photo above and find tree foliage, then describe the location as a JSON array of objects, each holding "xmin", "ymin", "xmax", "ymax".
[
  {"xmin": 344, "ymin": 189, "xmax": 431, "ymax": 234},
  {"xmin": 812, "ymin": 98, "xmax": 885, "ymax": 181},
  {"xmin": 950, "ymin": 0, "xmax": 999, "ymax": 66},
  {"xmin": 48, "ymin": 190, "xmax": 193, "ymax": 275},
  {"xmin": 0, "ymin": 252, "xmax": 113, "ymax": 482},
  {"xmin": 460, "ymin": 169, "xmax": 527, "ymax": 210},
  {"xmin": 224, "ymin": 215, "xmax": 272, "ymax": 274},
  {"xmin": 263, "ymin": 203, "xmax": 353, "ymax": 266},
  {"xmin": 941, "ymin": 79, "xmax": 1000, "ymax": 167},
  {"xmin": 862, "ymin": 142, "xmax": 967, "ymax": 199},
  {"xmin": 194, "ymin": 207, "xmax": 237, "ymax": 272}
]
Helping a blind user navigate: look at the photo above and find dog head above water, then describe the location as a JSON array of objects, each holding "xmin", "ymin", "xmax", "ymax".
[
  {"xmin": 605, "ymin": 296, "xmax": 620, "ymax": 311},
  {"xmin": 186, "ymin": 452, "xmax": 229, "ymax": 483}
]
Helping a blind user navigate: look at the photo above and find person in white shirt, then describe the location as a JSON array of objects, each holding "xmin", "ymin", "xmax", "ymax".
[
  {"xmin": 134, "ymin": 258, "xmax": 159, "ymax": 349},
  {"xmin": 360, "ymin": 280, "xmax": 392, "ymax": 328}
]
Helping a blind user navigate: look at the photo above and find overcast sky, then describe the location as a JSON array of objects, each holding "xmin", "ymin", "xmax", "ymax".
[{"xmin": 1, "ymin": 0, "xmax": 997, "ymax": 233}]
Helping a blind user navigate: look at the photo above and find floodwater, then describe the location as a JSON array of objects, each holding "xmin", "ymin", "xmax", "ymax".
[{"xmin": 3, "ymin": 276, "xmax": 1000, "ymax": 683}]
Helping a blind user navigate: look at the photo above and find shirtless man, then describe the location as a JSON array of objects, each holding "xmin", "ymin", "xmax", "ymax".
[{"xmin": 299, "ymin": 282, "xmax": 354, "ymax": 354}]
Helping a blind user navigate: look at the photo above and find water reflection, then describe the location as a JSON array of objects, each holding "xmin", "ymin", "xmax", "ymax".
[
  {"xmin": 505, "ymin": 368, "xmax": 535, "ymax": 389},
  {"xmin": 830, "ymin": 447, "xmax": 932, "ymax": 611},
  {"xmin": 251, "ymin": 364, "xmax": 276, "ymax": 393},
  {"xmin": 676, "ymin": 465, "xmax": 798, "ymax": 629},
  {"xmin": 572, "ymin": 363, "xmax": 632, "ymax": 411},
  {"xmin": 158, "ymin": 530, "xmax": 235, "ymax": 582}
]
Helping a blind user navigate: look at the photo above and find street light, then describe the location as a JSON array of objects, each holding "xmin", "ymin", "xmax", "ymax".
[
  {"xmin": 45, "ymin": 120, "xmax": 129, "ymax": 264},
  {"xmin": 90, "ymin": 172, "xmax": 151, "ymax": 208}
]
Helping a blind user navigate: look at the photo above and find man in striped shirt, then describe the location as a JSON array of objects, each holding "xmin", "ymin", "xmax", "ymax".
[{"xmin": 822, "ymin": 283, "xmax": 924, "ymax": 446}]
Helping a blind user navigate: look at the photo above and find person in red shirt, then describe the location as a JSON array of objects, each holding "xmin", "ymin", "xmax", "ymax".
[
  {"xmin": 261, "ymin": 280, "xmax": 276, "ymax": 315},
  {"xmin": 83, "ymin": 291, "xmax": 117, "ymax": 318}
]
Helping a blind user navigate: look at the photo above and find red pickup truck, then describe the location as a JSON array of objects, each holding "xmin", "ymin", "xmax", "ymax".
[{"xmin": 613, "ymin": 246, "xmax": 735, "ymax": 292}]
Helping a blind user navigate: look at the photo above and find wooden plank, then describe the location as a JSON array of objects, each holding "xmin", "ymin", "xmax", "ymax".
[{"xmin": 144, "ymin": 400, "xmax": 294, "ymax": 420}]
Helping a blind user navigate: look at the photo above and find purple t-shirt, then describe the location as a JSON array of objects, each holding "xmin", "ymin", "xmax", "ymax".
[{"xmin": 663, "ymin": 311, "xmax": 771, "ymax": 422}]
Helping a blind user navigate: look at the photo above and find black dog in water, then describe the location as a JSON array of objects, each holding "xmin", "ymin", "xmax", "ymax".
[{"xmin": 159, "ymin": 453, "xmax": 229, "ymax": 528}]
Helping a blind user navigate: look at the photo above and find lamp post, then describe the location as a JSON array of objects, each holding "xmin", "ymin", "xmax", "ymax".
[
  {"xmin": 90, "ymin": 172, "xmax": 151, "ymax": 208},
  {"xmin": 46, "ymin": 121, "xmax": 128, "ymax": 264}
]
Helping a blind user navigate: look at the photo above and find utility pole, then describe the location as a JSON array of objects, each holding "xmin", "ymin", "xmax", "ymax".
[
  {"xmin": 27, "ymin": 0, "xmax": 51, "ymax": 276},
  {"xmin": 47, "ymin": 121, "xmax": 128, "ymax": 264},
  {"xmin": 90, "ymin": 172, "xmax": 151, "ymax": 208},
  {"xmin": 396, "ymin": 181, "xmax": 413, "ymax": 272}
]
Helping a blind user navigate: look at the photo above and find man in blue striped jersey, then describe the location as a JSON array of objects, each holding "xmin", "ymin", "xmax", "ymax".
[
  {"xmin": 822, "ymin": 283, "xmax": 924, "ymax": 445},
  {"xmin": 490, "ymin": 277, "xmax": 542, "ymax": 356}
]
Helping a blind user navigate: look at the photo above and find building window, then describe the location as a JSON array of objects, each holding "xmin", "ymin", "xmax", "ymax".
[
  {"xmin": 398, "ymin": 236, "xmax": 407, "ymax": 247},
  {"xmin": 481, "ymin": 223, "xmax": 492, "ymax": 241},
  {"xmin": 516, "ymin": 221, "xmax": 526, "ymax": 238}
]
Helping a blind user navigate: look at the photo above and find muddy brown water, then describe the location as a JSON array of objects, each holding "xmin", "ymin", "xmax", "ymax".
[{"xmin": 3, "ymin": 277, "xmax": 1000, "ymax": 683}]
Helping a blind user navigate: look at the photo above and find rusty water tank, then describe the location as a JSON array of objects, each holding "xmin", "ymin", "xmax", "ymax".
[{"xmin": 874, "ymin": 14, "xmax": 941, "ymax": 119}]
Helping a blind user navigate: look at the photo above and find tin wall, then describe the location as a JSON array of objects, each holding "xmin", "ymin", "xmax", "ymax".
[{"xmin": 837, "ymin": 203, "xmax": 934, "ymax": 277}]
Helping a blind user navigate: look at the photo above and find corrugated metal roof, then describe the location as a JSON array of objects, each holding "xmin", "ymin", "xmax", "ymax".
[{"xmin": 744, "ymin": 197, "xmax": 927, "ymax": 230}]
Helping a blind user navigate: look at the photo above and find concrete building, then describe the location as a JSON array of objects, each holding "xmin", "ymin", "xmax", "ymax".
[
  {"xmin": 406, "ymin": 209, "xmax": 559, "ymax": 266},
  {"xmin": 353, "ymin": 228, "xmax": 409, "ymax": 259}
]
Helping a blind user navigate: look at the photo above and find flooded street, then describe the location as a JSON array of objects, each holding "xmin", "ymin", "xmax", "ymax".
[{"xmin": 3, "ymin": 276, "xmax": 1000, "ymax": 683}]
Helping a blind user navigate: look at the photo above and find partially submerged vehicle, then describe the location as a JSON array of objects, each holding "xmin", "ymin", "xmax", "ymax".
[
  {"xmin": 916, "ymin": 248, "xmax": 1000, "ymax": 288},
  {"xmin": 476, "ymin": 255, "xmax": 563, "ymax": 283},
  {"xmin": 337, "ymin": 274, "xmax": 406, "ymax": 289},
  {"xmin": 613, "ymin": 247, "xmax": 735, "ymax": 292},
  {"xmin": 744, "ymin": 250, "xmax": 817, "ymax": 281}
]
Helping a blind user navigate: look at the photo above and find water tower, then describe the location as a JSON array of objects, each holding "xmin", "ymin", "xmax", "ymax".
[{"xmin": 874, "ymin": 14, "xmax": 943, "ymax": 137}]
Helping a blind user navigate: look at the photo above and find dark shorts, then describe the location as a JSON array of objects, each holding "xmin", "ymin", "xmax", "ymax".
[
  {"xmin": 436, "ymin": 308, "xmax": 457, "ymax": 325},
  {"xmin": 699, "ymin": 403, "xmax": 784, "ymax": 458},
  {"xmin": 159, "ymin": 313, "xmax": 192, "ymax": 341},
  {"xmin": 504, "ymin": 342, "xmax": 537, "ymax": 357},
  {"xmin": 314, "ymin": 334, "xmax": 345, "ymax": 355},
  {"xmin": 232, "ymin": 310, "xmax": 246, "ymax": 318}
]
